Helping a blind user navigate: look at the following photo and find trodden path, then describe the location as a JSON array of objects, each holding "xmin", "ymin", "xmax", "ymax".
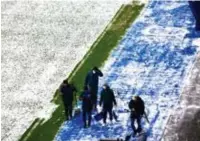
[{"xmin": 55, "ymin": 1, "xmax": 199, "ymax": 141}]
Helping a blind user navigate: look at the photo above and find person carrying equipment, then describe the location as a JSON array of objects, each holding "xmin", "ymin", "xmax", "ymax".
[
  {"xmin": 128, "ymin": 95, "xmax": 148, "ymax": 135},
  {"xmin": 80, "ymin": 86, "xmax": 93, "ymax": 128},
  {"xmin": 85, "ymin": 66, "xmax": 103, "ymax": 110},
  {"xmin": 100, "ymin": 84, "xmax": 117, "ymax": 124},
  {"xmin": 60, "ymin": 79, "xmax": 77, "ymax": 120}
]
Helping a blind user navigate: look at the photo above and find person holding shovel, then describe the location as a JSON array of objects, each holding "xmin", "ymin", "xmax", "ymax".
[
  {"xmin": 100, "ymin": 84, "xmax": 117, "ymax": 124},
  {"xmin": 128, "ymin": 95, "xmax": 149, "ymax": 135}
]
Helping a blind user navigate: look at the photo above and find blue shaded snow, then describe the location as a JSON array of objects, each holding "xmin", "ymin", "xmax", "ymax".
[{"xmin": 55, "ymin": 1, "xmax": 199, "ymax": 141}]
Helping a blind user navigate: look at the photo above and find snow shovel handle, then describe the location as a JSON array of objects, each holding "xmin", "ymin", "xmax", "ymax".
[{"xmin": 144, "ymin": 111, "xmax": 150, "ymax": 123}]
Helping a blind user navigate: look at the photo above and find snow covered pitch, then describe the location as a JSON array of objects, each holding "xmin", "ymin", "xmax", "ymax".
[{"xmin": 1, "ymin": 1, "xmax": 131, "ymax": 141}]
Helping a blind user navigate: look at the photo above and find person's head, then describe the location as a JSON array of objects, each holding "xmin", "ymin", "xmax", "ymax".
[
  {"xmin": 92, "ymin": 66, "xmax": 98, "ymax": 74},
  {"xmin": 63, "ymin": 79, "xmax": 69, "ymax": 85},
  {"xmin": 84, "ymin": 85, "xmax": 88, "ymax": 91},
  {"xmin": 132, "ymin": 95, "xmax": 140, "ymax": 101},
  {"xmin": 103, "ymin": 84, "xmax": 109, "ymax": 90}
]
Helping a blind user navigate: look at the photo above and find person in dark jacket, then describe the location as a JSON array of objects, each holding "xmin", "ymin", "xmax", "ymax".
[
  {"xmin": 60, "ymin": 79, "xmax": 77, "ymax": 120},
  {"xmin": 100, "ymin": 84, "xmax": 117, "ymax": 124},
  {"xmin": 85, "ymin": 66, "xmax": 103, "ymax": 110},
  {"xmin": 189, "ymin": 1, "xmax": 200, "ymax": 31},
  {"xmin": 80, "ymin": 86, "xmax": 93, "ymax": 128},
  {"xmin": 129, "ymin": 96, "xmax": 146, "ymax": 135}
]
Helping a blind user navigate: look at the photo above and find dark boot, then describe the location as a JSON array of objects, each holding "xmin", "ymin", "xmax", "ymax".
[
  {"xmin": 136, "ymin": 116, "xmax": 142, "ymax": 133},
  {"xmin": 137, "ymin": 127, "xmax": 142, "ymax": 133}
]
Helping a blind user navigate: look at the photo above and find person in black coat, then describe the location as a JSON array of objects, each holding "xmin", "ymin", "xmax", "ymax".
[
  {"xmin": 100, "ymin": 84, "xmax": 117, "ymax": 124},
  {"xmin": 80, "ymin": 86, "xmax": 93, "ymax": 128},
  {"xmin": 85, "ymin": 66, "xmax": 103, "ymax": 110},
  {"xmin": 129, "ymin": 96, "xmax": 146, "ymax": 135},
  {"xmin": 189, "ymin": 1, "xmax": 200, "ymax": 31},
  {"xmin": 60, "ymin": 80, "xmax": 77, "ymax": 120}
]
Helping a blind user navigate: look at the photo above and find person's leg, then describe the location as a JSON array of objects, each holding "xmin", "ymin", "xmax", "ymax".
[
  {"xmin": 94, "ymin": 87, "xmax": 98, "ymax": 109},
  {"xmin": 108, "ymin": 107, "xmax": 113, "ymax": 122},
  {"xmin": 64, "ymin": 103, "xmax": 69, "ymax": 120},
  {"xmin": 93, "ymin": 94, "xmax": 97, "ymax": 110},
  {"xmin": 136, "ymin": 115, "xmax": 142, "ymax": 133},
  {"xmin": 103, "ymin": 108, "xmax": 108, "ymax": 124},
  {"xmin": 90, "ymin": 91, "xmax": 95, "ymax": 110},
  {"xmin": 83, "ymin": 111, "xmax": 87, "ymax": 128},
  {"xmin": 88, "ymin": 111, "xmax": 92, "ymax": 127},
  {"xmin": 69, "ymin": 104, "xmax": 73, "ymax": 119},
  {"xmin": 130, "ymin": 112, "xmax": 137, "ymax": 134},
  {"xmin": 91, "ymin": 88, "xmax": 97, "ymax": 110}
]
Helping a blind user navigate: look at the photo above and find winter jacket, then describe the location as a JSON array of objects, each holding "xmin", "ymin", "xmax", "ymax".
[
  {"xmin": 100, "ymin": 88, "xmax": 117, "ymax": 108},
  {"xmin": 60, "ymin": 84, "xmax": 77, "ymax": 105},
  {"xmin": 129, "ymin": 96, "xmax": 145, "ymax": 116},
  {"xmin": 85, "ymin": 69, "xmax": 103, "ymax": 91},
  {"xmin": 80, "ymin": 90, "xmax": 93, "ymax": 112}
]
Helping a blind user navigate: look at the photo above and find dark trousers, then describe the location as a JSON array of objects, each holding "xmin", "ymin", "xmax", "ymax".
[
  {"xmin": 83, "ymin": 110, "xmax": 92, "ymax": 127},
  {"xmin": 91, "ymin": 88, "xmax": 98, "ymax": 110},
  {"xmin": 64, "ymin": 103, "xmax": 72, "ymax": 120},
  {"xmin": 103, "ymin": 105, "xmax": 113, "ymax": 123},
  {"xmin": 130, "ymin": 112, "xmax": 142, "ymax": 134}
]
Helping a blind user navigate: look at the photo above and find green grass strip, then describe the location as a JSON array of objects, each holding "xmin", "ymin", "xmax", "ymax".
[{"xmin": 19, "ymin": 2, "xmax": 144, "ymax": 141}]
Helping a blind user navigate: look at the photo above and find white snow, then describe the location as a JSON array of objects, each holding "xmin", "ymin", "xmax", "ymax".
[
  {"xmin": 192, "ymin": 38, "xmax": 200, "ymax": 48},
  {"xmin": 1, "ymin": 1, "xmax": 130, "ymax": 141}
]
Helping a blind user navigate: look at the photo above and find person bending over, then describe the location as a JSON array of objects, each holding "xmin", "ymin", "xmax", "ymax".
[{"xmin": 129, "ymin": 95, "xmax": 146, "ymax": 135}]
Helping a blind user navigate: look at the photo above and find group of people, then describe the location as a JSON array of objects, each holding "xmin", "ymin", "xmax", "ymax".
[{"xmin": 60, "ymin": 66, "xmax": 147, "ymax": 135}]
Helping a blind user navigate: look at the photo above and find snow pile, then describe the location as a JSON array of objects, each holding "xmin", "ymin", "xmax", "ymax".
[
  {"xmin": 1, "ymin": 1, "xmax": 129, "ymax": 141},
  {"xmin": 163, "ymin": 52, "xmax": 200, "ymax": 141}
]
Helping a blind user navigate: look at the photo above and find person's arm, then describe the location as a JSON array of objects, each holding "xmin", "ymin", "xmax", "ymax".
[
  {"xmin": 59, "ymin": 84, "xmax": 64, "ymax": 95},
  {"xmin": 111, "ymin": 90, "xmax": 117, "ymax": 106},
  {"xmin": 96, "ymin": 68, "xmax": 103, "ymax": 77},
  {"xmin": 129, "ymin": 100, "xmax": 135, "ymax": 111},
  {"xmin": 84, "ymin": 72, "xmax": 90, "ymax": 86},
  {"xmin": 79, "ymin": 92, "xmax": 83, "ymax": 101},
  {"xmin": 99, "ymin": 90, "xmax": 103, "ymax": 107},
  {"xmin": 72, "ymin": 84, "xmax": 77, "ymax": 93},
  {"xmin": 73, "ymin": 86, "xmax": 78, "ymax": 104}
]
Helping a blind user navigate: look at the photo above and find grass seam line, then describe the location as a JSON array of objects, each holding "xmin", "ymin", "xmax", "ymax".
[{"xmin": 52, "ymin": 5, "xmax": 125, "ymax": 102}]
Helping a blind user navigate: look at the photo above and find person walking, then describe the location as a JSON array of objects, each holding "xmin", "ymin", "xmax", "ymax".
[
  {"xmin": 80, "ymin": 86, "xmax": 93, "ymax": 128},
  {"xmin": 100, "ymin": 84, "xmax": 117, "ymax": 124},
  {"xmin": 128, "ymin": 95, "xmax": 148, "ymax": 135},
  {"xmin": 60, "ymin": 79, "xmax": 77, "ymax": 120},
  {"xmin": 85, "ymin": 66, "xmax": 103, "ymax": 110}
]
